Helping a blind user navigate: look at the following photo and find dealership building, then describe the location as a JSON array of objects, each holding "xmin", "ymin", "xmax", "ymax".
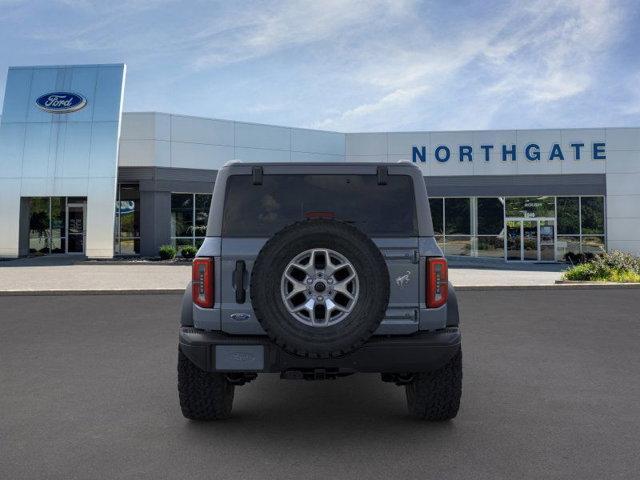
[{"xmin": 1, "ymin": 63, "xmax": 639, "ymax": 261}]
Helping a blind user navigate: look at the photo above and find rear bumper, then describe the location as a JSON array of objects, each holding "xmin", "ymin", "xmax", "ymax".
[{"xmin": 179, "ymin": 327, "xmax": 461, "ymax": 374}]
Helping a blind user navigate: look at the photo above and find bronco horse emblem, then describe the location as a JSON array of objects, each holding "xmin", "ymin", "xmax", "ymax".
[{"xmin": 395, "ymin": 270, "xmax": 411, "ymax": 288}]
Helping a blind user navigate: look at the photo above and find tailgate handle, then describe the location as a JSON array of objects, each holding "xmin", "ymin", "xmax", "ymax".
[
  {"xmin": 233, "ymin": 260, "xmax": 246, "ymax": 303},
  {"xmin": 384, "ymin": 250, "xmax": 419, "ymax": 263}
]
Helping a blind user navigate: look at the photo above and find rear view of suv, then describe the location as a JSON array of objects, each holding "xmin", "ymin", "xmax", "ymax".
[{"xmin": 178, "ymin": 161, "xmax": 462, "ymax": 421}]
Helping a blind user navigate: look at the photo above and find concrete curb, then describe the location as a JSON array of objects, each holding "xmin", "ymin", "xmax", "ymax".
[
  {"xmin": 555, "ymin": 280, "xmax": 640, "ymax": 286},
  {"xmin": 77, "ymin": 261, "xmax": 191, "ymax": 266},
  {"xmin": 457, "ymin": 283, "xmax": 640, "ymax": 291},
  {"xmin": 0, "ymin": 289, "xmax": 185, "ymax": 296},
  {"xmin": 2, "ymin": 283, "xmax": 640, "ymax": 296}
]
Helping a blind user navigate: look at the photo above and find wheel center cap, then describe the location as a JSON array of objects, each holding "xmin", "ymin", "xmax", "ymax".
[{"xmin": 314, "ymin": 281, "xmax": 327, "ymax": 293}]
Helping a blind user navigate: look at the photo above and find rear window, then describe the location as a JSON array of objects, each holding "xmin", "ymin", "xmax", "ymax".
[{"xmin": 222, "ymin": 174, "xmax": 418, "ymax": 237}]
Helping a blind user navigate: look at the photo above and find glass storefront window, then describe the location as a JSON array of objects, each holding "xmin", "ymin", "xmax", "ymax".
[
  {"xmin": 29, "ymin": 198, "xmax": 50, "ymax": 254},
  {"xmin": 174, "ymin": 238, "xmax": 194, "ymax": 249},
  {"xmin": 581, "ymin": 197, "xmax": 605, "ymax": 234},
  {"xmin": 119, "ymin": 186, "xmax": 140, "ymax": 238},
  {"xmin": 50, "ymin": 235, "xmax": 65, "ymax": 254},
  {"xmin": 429, "ymin": 198, "xmax": 444, "ymax": 235},
  {"xmin": 477, "ymin": 198, "xmax": 504, "ymax": 235},
  {"xmin": 477, "ymin": 235, "xmax": 504, "ymax": 258},
  {"xmin": 557, "ymin": 236, "xmax": 581, "ymax": 258},
  {"xmin": 194, "ymin": 194, "xmax": 212, "ymax": 239},
  {"xmin": 582, "ymin": 236, "xmax": 606, "ymax": 254},
  {"xmin": 118, "ymin": 239, "xmax": 139, "ymax": 255},
  {"xmin": 27, "ymin": 196, "xmax": 83, "ymax": 255},
  {"xmin": 425, "ymin": 195, "xmax": 606, "ymax": 261},
  {"xmin": 557, "ymin": 197, "xmax": 579, "ymax": 234},
  {"xmin": 505, "ymin": 220, "xmax": 521, "ymax": 260},
  {"xmin": 171, "ymin": 193, "xmax": 212, "ymax": 249},
  {"xmin": 505, "ymin": 196, "xmax": 555, "ymax": 218},
  {"xmin": 444, "ymin": 236, "xmax": 472, "ymax": 256},
  {"xmin": 114, "ymin": 184, "xmax": 140, "ymax": 255},
  {"xmin": 445, "ymin": 198, "xmax": 470, "ymax": 235},
  {"xmin": 50, "ymin": 197, "xmax": 65, "ymax": 241},
  {"xmin": 171, "ymin": 193, "xmax": 194, "ymax": 238}
]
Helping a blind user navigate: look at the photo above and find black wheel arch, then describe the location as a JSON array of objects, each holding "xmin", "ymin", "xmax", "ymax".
[
  {"xmin": 180, "ymin": 281, "xmax": 194, "ymax": 327},
  {"xmin": 446, "ymin": 282, "xmax": 459, "ymax": 327}
]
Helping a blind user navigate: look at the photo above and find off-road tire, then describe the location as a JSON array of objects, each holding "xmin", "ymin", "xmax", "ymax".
[
  {"xmin": 405, "ymin": 349, "xmax": 462, "ymax": 421},
  {"xmin": 178, "ymin": 348, "xmax": 234, "ymax": 420},
  {"xmin": 250, "ymin": 219, "xmax": 390, "ymax": 359}
]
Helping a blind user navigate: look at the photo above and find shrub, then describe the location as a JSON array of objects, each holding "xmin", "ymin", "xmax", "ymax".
[
  {"xmin": 159, "ymin": 244, "xmax": 177, "ymax": 260},
  {"xmin": 607, "ymin": 270, "xmax": 640, "ymax": 283},
  {"xmin": 563, "ymin": 252, "xmax": 595, "ymax": 265},
  {"xmin": 563, "ymin": 263, "xmax": 597, "ymax": 281},
  {"xmin": 594, "ymin": 250, "xmax": 640, "ymax": 273},
  {"xmin": 180, "ymin": 245, "xmax": 198, "ymax": 259},
  {"xmin": 563, "ymin": 250, "xmax": 640, "ymax": 282}
]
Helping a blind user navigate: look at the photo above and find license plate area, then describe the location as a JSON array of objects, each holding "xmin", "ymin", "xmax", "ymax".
[{"xmin": 215, "ymin": 345, "xmax": 264, "ymax": 371}]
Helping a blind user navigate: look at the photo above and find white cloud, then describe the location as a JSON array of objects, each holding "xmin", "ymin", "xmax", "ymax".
[
  {"xmin": 1, "ymin": 0, "xmax": 631, "ymax": 130},
  {"xmin": 482, "ymin": 0, "xmax": 622, "ymax": 103},
  {"xmin": 617, "ymin": 71, "xmax": 640, "ymax": 115},
  {"xmin": 190, "ymin": 0, "xmax": 413, "ymax": 69},
  {"xmin": 313, "ymin": 85, "xmax": 429, "ymax": 130},
  {"xmin": 314, "ymin": 0, "xmax": 625, "ymax": 130}
]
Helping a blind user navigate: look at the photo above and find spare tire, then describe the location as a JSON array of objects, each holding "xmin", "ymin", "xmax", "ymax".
[{"xmin": 250, "ymin": 219, "xmax": 389, "ymax": 358}]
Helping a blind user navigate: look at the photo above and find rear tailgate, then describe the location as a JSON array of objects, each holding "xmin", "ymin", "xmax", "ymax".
[
  {"xmin": 374, "ymin": 238, "xmax": 420, "ymax": 334},
  {"xmin": 217, "ymin": 236, "xmax": 421, "ymax": 336},
  {"xmin": 219, "ymin": 237, "xmax": 267, "ymax": 335}
]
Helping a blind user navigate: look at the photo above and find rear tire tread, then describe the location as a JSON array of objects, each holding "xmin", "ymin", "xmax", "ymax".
[
  {"xmin": 406, "ymin": 349, "xmax": 462, "ymax": 421},
  {"xmin": 178, "ymin": 349, "xmax": 234, "ymax": 420}
]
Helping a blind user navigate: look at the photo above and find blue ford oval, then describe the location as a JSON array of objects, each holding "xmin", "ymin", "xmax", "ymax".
[{"xmin": 35, "ymin": 92, "xmax": 87, "ymax": 114}]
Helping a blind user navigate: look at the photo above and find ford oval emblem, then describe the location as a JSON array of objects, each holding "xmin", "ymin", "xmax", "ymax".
[
  {"xmin": 230, "ymin": 313, "xmax": 251, "ymax": 321},
  {"xmin": 35, "ymin": 92, "xmax": 87, "ymax": 114}
]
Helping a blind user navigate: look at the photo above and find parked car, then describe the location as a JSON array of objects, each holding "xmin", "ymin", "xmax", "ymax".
[{"xmin": 178, "ymin": 161, "xmax": 462, "ymax": 420}]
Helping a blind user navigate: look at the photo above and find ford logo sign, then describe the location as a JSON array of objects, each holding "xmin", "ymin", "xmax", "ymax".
[{"xmin": 35, "ymin": 92, "xmax": 87, "ymax": 114}]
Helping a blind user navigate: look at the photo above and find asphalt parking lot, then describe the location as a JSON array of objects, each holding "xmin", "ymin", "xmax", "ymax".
[{"xmin": 1, "ymin": 289, "xmax": 639, "ymax": 480}]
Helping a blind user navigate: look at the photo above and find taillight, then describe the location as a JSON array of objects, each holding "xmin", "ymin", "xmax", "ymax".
[
  {"xmin": 192, "ymin": 258, "xmax": 214, "ymax": 308},
  {"xmin": 426, "ymin": 257, "xmax": 448, "ymax": 308}
]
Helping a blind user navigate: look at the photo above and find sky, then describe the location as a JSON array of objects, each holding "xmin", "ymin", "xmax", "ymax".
[{"xmin": 0, "ymin": 0, "xmax": 639, "ymax": 132}]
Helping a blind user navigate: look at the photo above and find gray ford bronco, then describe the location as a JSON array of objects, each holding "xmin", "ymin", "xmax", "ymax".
[{"xmin": 178, "ymin": 161, "xmax": 462, "ymax": 421}]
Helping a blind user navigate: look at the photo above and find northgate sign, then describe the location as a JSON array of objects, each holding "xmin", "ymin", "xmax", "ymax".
[{"xmin": 411, "ymin": 142, "xmax": 606, "ymax": 163}]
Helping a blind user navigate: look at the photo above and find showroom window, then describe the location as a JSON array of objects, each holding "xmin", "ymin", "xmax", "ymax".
[
  {"xmin": 427, "ymin": 195, "xmax": 605, "ymax": 261},
  {"xmin": 429, "ymin": 198, "xmax": 444, "ymax": 240},
  {"xmin": 557, "ymin": 197, "xmax": 580, "ymax": 259},
  {"xmin": 505, "ymin": 196, "xmax": 555, "ymax": 218},
  {"xmin": 580, "ymin": 196, "xmax": 606, "ymax": 254},
  {"xmin": 477, "ymin": 197, "xmax": 505, "ymax": 258},
  {"xmin": 444, "ymin": 198, "xmax": 471, "ymax": 256},
  {"xmin": 27, "ymin": 196, "xmax": 87, "ymax": 255},
  {"xmin": 28, "ymin": 197, "xmax": 65, "ymax": 254},
  {"xmin": 428, "ymin": 197, "xmax": 473, "ymax": 256},
  {"xmin": 557, "ymin": 196, "xmax": 606, "ymax": 257},
  {"xmin": 171, "ymin": 193, "xmax": 212, "ymax": 249},
  {"xmin": 557, "ymin": 197, "xmax": 579, "ymax": 235},
  {"xmin": 114, "ymin": 184, "xmax": 140, "ymax": 255}
]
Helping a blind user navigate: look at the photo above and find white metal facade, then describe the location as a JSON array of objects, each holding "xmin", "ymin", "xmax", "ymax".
[
  {"xmin": 1, "ymin": 68, "xmax": 639, "ymax": 258},
  {"xmin": 0, "ymin": 64, "xmax": 126, "ymax": 258},
  {"xmin": 119, "ymin": 112, "xmax": 640, "ymax": 256}
]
